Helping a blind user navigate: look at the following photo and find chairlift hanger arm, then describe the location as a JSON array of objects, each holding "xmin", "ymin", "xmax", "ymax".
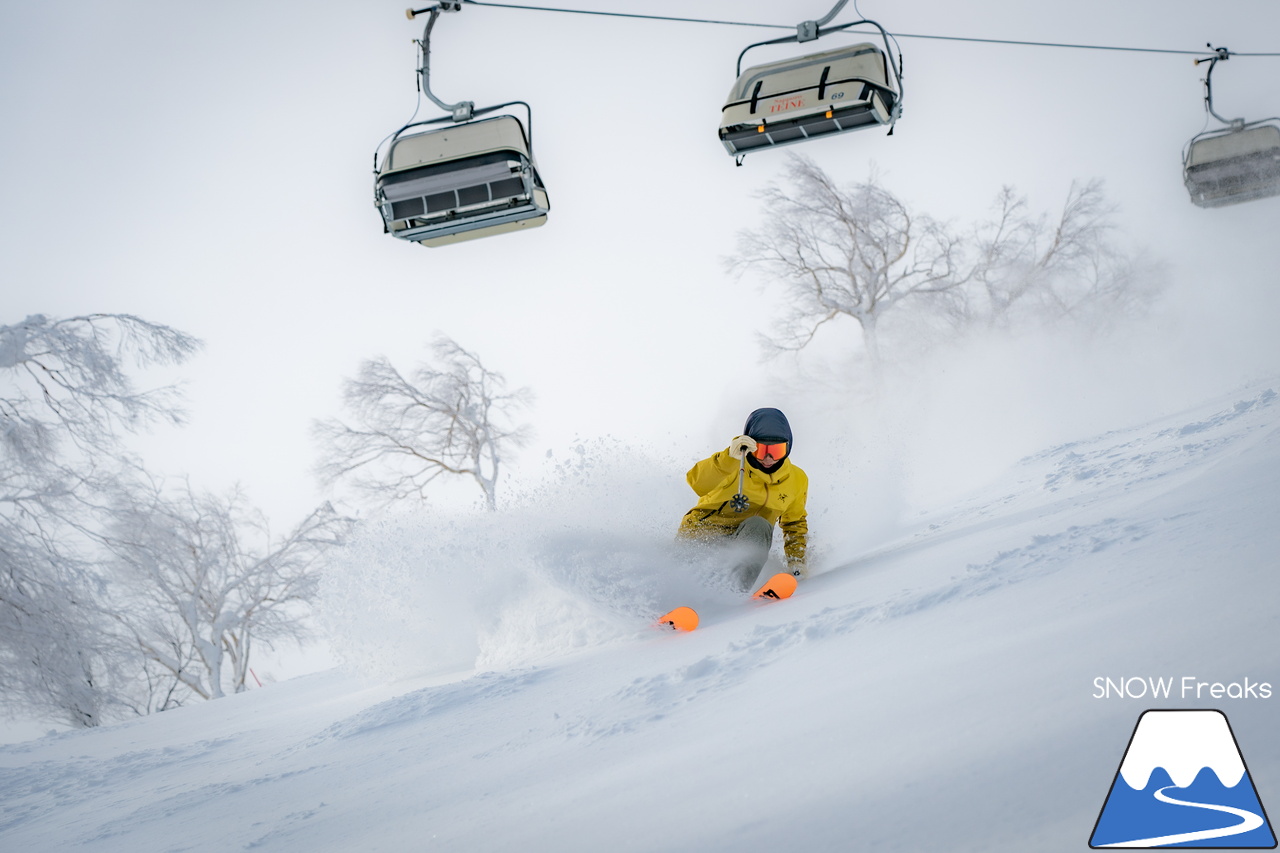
[
  {"xmin": 732, "ymin": 1, "xmax": 856, "ymax": 74},
  {"xmin": 408, "ymin": 3, "xmax": 475, "ymax": 122},
  {"xmin": 1195, "ymin": 45, "xmax": 1244, "ymax": 128}
]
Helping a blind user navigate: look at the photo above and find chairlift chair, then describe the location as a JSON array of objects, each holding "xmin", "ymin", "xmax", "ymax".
[
  {"xmin": 1183, "ymin": 123, "xmax": 1280, "ymax": 208},
  {"xmin": 374, "ymin": 3, "xmax": 550, "ymax": 247},
  {"xmin": 376, "ymin": 113, "xmax": 550, "ymax": 246},
  {"xmin": 1181, "ymin": 46, "xmax": 1280, "ymax": 208},
  {"xmin": 719, "ymin": 41, "xmax": 900, "ymax": 158},
  {"xmin": 718, "ymin": 2, "xmax": 902, "ymax": 161}
]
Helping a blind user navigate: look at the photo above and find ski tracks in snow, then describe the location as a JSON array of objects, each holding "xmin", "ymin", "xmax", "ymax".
[
  {"xmin": 1037, "ymin": 387, "xmax": 1278, "ymax": 498},
  {"xmin": 305, "ymin": 670, "xmax": 549, "ymax": 745},
  {"xmin": 0, "ymin": 737, "xmax": 238, "ymax": 836},
  {"xmin": 820, "ymin": 385, "xmax": 1280, "ymax": 630},
  {"xmin": 889, "ymin": 386, "xmax": 1278, "ymax": 557},
  {"xmin": 571, "ymin": 511, "xmax": 1169, "ymax": 743}
]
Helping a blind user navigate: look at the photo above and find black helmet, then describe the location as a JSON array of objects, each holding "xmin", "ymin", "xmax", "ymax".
[
  {"xmin": 744, "ymin": 408, "xmax": 792, "ymax": 445},
  {"xmin": 743, "ymin": 408, "xmax": 792, "ymax": 470}
]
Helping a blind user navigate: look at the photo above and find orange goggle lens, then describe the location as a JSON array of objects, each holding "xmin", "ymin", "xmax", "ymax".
[{"xmin": 752, "ymin": 441, "xmax": 787, "ymax": 460}]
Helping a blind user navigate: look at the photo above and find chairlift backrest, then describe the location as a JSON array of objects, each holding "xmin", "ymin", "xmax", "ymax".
[
  {"xmin": 719, "ymin": 42, "xmax": 898, "ymax": 157},
  {"xmin": 1184, "ymin": 123, "xmax": 1280, "ymax": 208},
  {"xmin": 1186, "ymin": 123, "xmax": 1280, "ymax": 167}
]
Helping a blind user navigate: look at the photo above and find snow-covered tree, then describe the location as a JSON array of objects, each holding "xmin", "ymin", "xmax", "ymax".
[
  {"xmin": 103, "ymin": 479, "xmax": 353, "ymax": 703},
  {"xmin": 728, "ymin": 155, "xmax": 972, "ymax": 368},
  {"xmin": 0, "ymin": 314, "xmax": 199, "ymax": 727},
  {"xmin": 970, "ymin": 180, "xmax": 1162, "ymax": 330},
  {"xmin": 730, "ymin": 156, "xmax": 1161, "ymax": 368},
  {"xmin": 314, "ymin": 335, "xmax": 533, "ymax": 511}
]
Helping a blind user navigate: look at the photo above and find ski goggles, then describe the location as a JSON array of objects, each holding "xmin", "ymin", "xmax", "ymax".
[{"xmin": 752, "ymin": 441, "xmax": 787, "ymax": 460}]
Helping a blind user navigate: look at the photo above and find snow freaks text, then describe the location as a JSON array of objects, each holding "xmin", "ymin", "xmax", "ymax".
[{"xmin": 1092, "ymin": 676, "xmax": 1274, "ymax": 700}]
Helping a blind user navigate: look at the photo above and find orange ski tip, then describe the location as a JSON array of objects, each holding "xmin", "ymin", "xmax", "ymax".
[
  {"xmin": 657, "ymin": 606, "xmax": 699, "ymax": 632},
  {"xmin": 752, "ymin": 572, "xmax": 798, "ymax": 601}
]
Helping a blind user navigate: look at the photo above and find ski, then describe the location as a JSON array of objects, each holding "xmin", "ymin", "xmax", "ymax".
[
  {"xmin": 656, "ymin": 572, "xmax": 798, "ymax": 632},
  {"xmin": 656, "ymin": 605, "xmax": 699, "ymax": 632},
  {"xmin": 752, "ymin": 571, "xmax": 797, "ymax": 601}
]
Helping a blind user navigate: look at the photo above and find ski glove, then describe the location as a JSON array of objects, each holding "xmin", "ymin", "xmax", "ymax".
[{"xmin": 728, "ymin": 435, "xmax": 758, "ymax": 460}]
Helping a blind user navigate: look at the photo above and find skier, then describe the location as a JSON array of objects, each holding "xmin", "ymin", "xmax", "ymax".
[{"xmin": 677, "ymin": 407, "xmax": 809, "ymax": 591}]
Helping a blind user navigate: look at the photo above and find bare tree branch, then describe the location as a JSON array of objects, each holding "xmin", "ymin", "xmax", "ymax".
[
  {"xmin": 969, "ymin": 178, "xmax": 1159, "ymax": 329},
  {"xmin": 101, "ymin": 478, "xmax": 354, "ymax": 702},
  {"xmin": 314, "ymin": 335, "xmax": 533, "ymax": 511},
  {"xmin": 728, "ymin": 155, "xmax": 973, "ymax": 370},
  {"xmin": 0, "ymin": 313, "xmax": 200, "ymax": 727},
  {"xmin": 731, "ymin": 158, "xmax": 1164, "ymax": 371}
]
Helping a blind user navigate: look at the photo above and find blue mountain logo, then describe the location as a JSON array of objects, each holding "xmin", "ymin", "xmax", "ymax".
[{"xmin": 1091, "ymin": 710, "xmax": 1276, "ymax": 848}]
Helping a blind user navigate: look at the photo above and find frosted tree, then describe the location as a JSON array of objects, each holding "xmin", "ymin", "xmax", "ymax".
[
  {"xmin": 970, "ymin": 180, "xmax": 1162, "ymax": 330},
  {"xmin": 314, "ymin": 335, "xmax": 532, "ymax": 511},
  {"xmin": 730, "ymin": 156, "xmax": 1161, "ymax": 368},
  {"xmin": 0, "ymin": 313, "xmax": 199, "ymax": 727},
  {"xmin": 728, "ymin": 155, "xmax": 972, "ymax": 368},
  {"xmin": 103, "ymin": 479, "xmax": 353, "ymax": 703}
]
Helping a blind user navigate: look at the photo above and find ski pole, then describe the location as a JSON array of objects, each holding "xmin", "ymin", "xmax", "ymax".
[{"xmin": 731, "ymin": 452, "xmax": 749, "ymax": 512}]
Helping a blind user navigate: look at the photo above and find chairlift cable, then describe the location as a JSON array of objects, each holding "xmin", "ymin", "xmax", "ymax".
[
  {"xmin": 457, "ymin": 0, "xmax": 1280, "ymax": 57},
  {"xmin": 459, "ymin": 0, "xmax": 787, "ymax": 30}
]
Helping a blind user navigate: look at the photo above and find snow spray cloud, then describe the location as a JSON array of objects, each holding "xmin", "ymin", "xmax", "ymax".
[
  {"xmin": 720, "ymin": 273, "xmax": 1280, "ymax": 578},
  {"xmin": 317, "ymin": 438, "xmax": 748, "ymax": 679},
  {"xmin": 772, "ymin": 305, "xmax": 1277, "ymax": 531}
]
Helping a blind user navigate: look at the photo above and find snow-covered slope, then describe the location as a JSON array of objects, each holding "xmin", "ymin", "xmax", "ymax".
[{"xmin": 2, "ymin": 382, "xmax": 1278, "ymax": 852}]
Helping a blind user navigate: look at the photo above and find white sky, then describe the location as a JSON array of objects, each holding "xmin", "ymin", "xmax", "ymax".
[{"xmin": 3, "ymin": 0, "xmax": 1280, "ymax": 528}]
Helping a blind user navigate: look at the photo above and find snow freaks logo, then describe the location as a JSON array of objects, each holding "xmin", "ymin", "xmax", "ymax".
[{"xmin": 1089, "ymin": 710, "xmax": 1277, "ymax": 848}]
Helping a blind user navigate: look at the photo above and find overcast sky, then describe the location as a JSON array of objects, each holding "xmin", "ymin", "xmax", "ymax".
[{"xmin": 3, "ymin": 0, "xmax": 1279, "ymax": 528}]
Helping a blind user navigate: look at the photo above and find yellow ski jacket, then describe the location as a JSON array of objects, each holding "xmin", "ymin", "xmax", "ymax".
[{"xmin": 678, "ymin": 449, "xmax": 809, "ymax": 571}]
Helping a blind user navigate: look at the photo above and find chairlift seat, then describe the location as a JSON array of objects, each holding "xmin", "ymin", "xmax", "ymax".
[
  {"xmin": 719, "ymin": 43, "xmax": 898, "ymax": 156},
  {"xmin": 376, "ymin": 115, "xmax": 549, "ymax": 246},
  {"xmin": 1184, "ymin": 123, "xmax": 1280, "ymax": 208}
]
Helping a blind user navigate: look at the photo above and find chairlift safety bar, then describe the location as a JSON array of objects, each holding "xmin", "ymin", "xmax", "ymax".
[
  {"xmin": 733, "ymin": 14, "xmax": 904, "ymax": 137},
  {"xmin": 374, "ymin": 100, "xmax": 536, "ymax": 177},
  {"xmin": 736, "ymin": 16, "xmax": 902, "ymax": 85}
]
